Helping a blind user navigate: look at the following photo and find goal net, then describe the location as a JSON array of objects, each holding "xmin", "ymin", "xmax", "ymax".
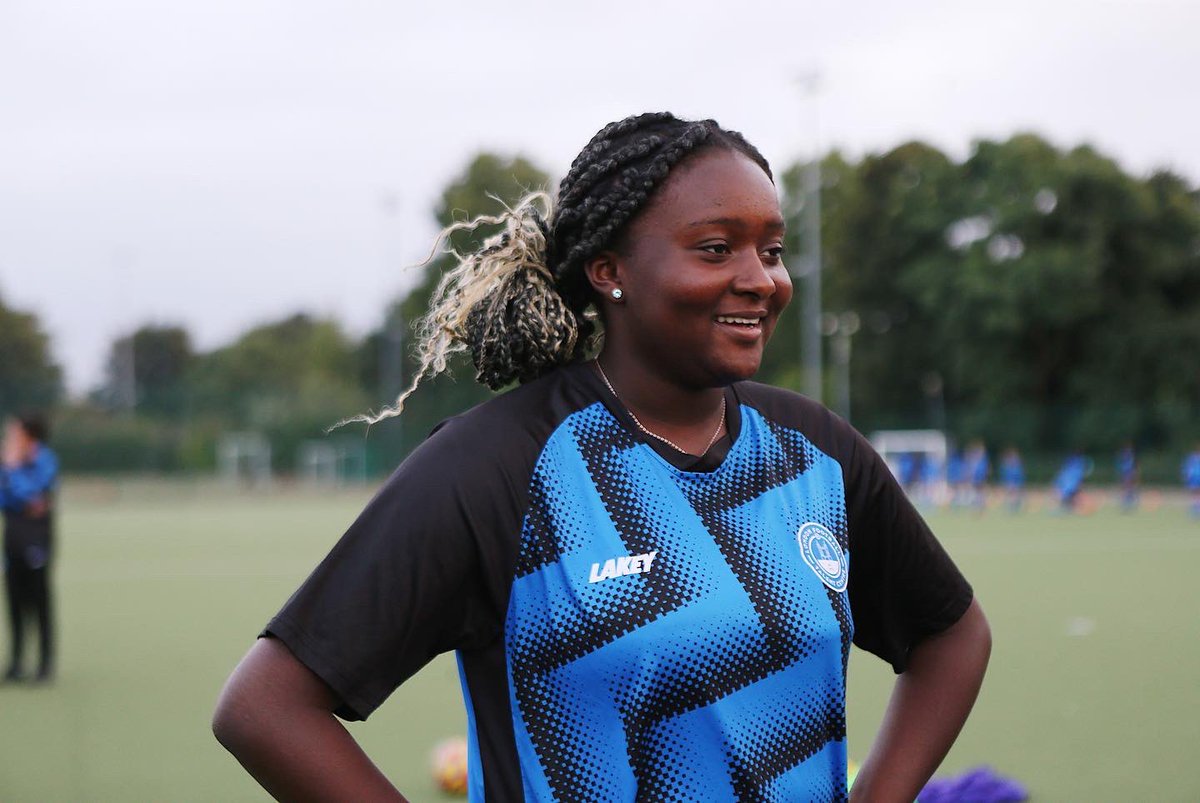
[
  {"xmin": 298, "ymin": 438, "xmax": 368, "ymax": 487},
  {"xmin": 217, "ymin": 431, "xmax": 272, "ymax": 487},
  {"xmin": 869, "ymin": 429, "xmax": 948, "ymax": 505}
]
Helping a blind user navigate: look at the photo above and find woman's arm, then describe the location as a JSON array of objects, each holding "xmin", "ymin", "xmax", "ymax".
[
  {"xmin": 849, "ymin": 598, "xmax": 992, "ymax": 803},
  {"xmin": 2, "ymin": 445, "xmax": 58, "ymax": 505},
  {"xmin": 212, "ymin": 638, "xmax": 407, "ymax": 803}
]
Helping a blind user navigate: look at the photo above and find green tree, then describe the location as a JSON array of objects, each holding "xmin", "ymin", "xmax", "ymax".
[
  {"xmin": 98, "ymin": 324, "xmax": 194, "ymax": 416},
  {"xmin": 191, "ymin": 313, "xmax": 370, "ymax": 469},
  {"xmin": 774, "ymin": 135, "xmax": 1200, "ymax": 459},
  {"xmin": 0, "ymin": 292, "xmax": 61, "ymax": 416},
  {"xmin": 917, "ymin": 136, "xmax": 1200, "ymax": 449},
  {"xmin": 776, "ymin": 142, "xmax": 966, "ymax": 430}
]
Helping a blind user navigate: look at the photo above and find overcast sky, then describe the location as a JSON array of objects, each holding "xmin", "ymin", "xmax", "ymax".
[{"xmin": 2, "ymin": 0, "xmax": 1197, "ymax": 395}]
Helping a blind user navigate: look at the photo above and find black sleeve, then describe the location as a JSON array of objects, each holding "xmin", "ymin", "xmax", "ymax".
[
  {"xmin": 262, "ymin": 413, "xmax": 527, "ymax": 721},
  {"xmin": 844, "ymin": 426, "xmax": 974, "ymax": 673},
  {"xmin": 731, "ymin": 382, "xmax": 973, "ymax": 674}
]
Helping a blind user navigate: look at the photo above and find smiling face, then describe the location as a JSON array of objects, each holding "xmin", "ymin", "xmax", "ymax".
[{"xmin": 590, "ymin": 147, "xmax": 792, "ymax": 389}]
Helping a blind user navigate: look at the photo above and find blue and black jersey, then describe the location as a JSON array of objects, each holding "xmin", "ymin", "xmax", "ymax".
[{"xmin": 266, "ymin": 362, "xmax": 972, "ymax": 802}]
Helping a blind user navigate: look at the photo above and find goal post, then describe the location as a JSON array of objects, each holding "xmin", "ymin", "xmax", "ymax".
[
  {"xmin": 217, "ymin": 431, "xmax": 273, "ymax": 487},
  {"xmin": 298, "ymin": 438, "xmax": 368, "ymax": 487},
  {"xmin": 870, "ymin": 429, "xmax": 948, "ymax": 504}
]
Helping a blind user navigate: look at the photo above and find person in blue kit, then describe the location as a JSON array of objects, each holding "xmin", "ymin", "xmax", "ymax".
[
  {"xmin": 945, "ymin": 449, "xmax": 966, "ymax": 508},
  {"xmin": 2, "ymin": 412, "xmax": 59, "ymax": 683},
  {"xmin": 214, "ymin": 113, "xmax": 991, "ymax": 802},
  {"xmin": 1183, "ymin": 445, "xmax": 1200, "ymax": 518},
  {"xmin": 895, "ymin": 451, "xmax": 918, "ymax": 496},
  {"xmin": 1055, "ymin": 450, "xmax": 1091, "ymax": 512},
  {"xmin": 1115, "ymin": 442, "xmax": 1139, "ymax": 513},
  {"xmin": 998, "ymin": 447, "xmax": 1025, "ymax": 513},
  {"xmin": 963, "ymin": 440, "xmax": 989, "ymax": 512}
]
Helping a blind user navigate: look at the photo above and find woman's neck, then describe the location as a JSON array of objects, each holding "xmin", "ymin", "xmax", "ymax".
[{"xmin": 593, "ymin": 354, "xmax": 727, "ymax": 454}]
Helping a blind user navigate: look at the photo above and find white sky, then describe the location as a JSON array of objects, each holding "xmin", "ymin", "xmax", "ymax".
[{"xmin": 1, "ymin": 0, "xmax": 1197, "ymax": 395}]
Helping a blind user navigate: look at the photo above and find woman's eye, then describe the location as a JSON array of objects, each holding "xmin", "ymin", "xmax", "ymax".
[
  {"xmin": 700, "ymin": 243, "xmax": 732, "ymax": 255},
  {"xmin": 763, "ymin": 246, "xmax": 786, "ymax": 260}
]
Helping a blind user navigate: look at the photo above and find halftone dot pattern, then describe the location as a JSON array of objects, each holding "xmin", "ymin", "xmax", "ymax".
[
  {"xmin": 677, "ymin": 413, "xmax": 855, "ymax": 674},
  {"xmin": 757, "ymin": 740, "xmax": 846, "ymax": 802},
  {"xmin": 505, "ymin": 402, "xmax": 853, "ymax": 802}
]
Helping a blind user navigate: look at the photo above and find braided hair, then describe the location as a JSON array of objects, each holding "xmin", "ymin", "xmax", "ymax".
[
  {"xmin": 548, "ymin": 112, "xmax": 772, "ymax": 320},
  {"xmin": 351, "ymin": 112, "xmax": 773, "ymax": 426}
]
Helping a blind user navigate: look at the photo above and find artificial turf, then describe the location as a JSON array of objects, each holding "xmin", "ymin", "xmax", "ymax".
[{"xmin": 0, "ymin": 481, "xmax": 1196, "ymax": 801}]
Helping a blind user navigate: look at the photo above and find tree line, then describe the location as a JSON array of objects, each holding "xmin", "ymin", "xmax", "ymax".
[{"xmin": 2, "ymin": 134, "xmax": 1198, "ymax": 482}]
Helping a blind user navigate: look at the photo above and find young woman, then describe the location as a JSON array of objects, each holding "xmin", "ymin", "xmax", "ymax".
[{"xmin": 213, "ymin": 112, "xmax": 990, "ymax": 802}]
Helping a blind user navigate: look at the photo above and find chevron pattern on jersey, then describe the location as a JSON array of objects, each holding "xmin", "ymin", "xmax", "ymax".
[{"xmin": 505, "ymin": 402, "xmax": 854, "ymax": 802}]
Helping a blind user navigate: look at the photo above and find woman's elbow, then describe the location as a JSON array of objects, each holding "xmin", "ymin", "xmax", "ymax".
[
  {"xmin": 968, "ymin": 598, "xmax": 993, "ymax": 662},
  {"xmin": 212, "ymin": 675, "xmax": 259, "ymax": 755},
  {"xmin": 212, "ymin": 645, "xmax": 278, "ymax": 757},
  {"xmin": 950, "ymin": 598, "xmax": 993, "ymax": 680},
  {"xmin": 979, "ymin": 614, "xmax": 993, "ymax": 661},
  {"xmin": 212, "ymin": 637, "xmax": 336, "ymax": 757}
]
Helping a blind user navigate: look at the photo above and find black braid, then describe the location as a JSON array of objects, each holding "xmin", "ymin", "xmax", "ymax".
[
  {"xmin": 460, "ymin": 206, "xmax": 584, "ymax": 389},
  {"xmin": 547, "ymin": 113, "xmax": 774, "ymax": 355}
]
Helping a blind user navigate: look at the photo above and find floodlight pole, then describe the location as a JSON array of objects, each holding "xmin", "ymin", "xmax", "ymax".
[
  {"xmin": 823, "ymin": 311, "xmax": 859, "ymax": 422},
  {"xmin": 796, "ymin": 73, "xmax": 823, "ymax": 403},
  {"xmin": 123, "ymin": 333, "xmax": 137, "ymax": 413},
  {"xmin": 111, "ymin": 248, "xmax": 138, "ymax": 414}
]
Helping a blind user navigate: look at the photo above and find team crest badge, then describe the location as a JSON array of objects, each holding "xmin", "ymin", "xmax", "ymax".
[{"xmin": 797, "ymin": 522, "xmax": 848, "ymax": 592}]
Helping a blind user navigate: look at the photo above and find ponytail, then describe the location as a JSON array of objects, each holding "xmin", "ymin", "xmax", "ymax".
[{"xmin": 340, "ymin": 193, "xmax": 585, "ymax": 427}]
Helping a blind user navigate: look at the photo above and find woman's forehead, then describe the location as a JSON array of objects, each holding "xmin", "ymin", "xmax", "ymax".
[{"xmin": 639, "ymin": 149, "xmax": 781, "ymax": 228}]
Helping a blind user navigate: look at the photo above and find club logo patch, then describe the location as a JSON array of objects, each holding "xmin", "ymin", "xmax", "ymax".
[{"xmin": 797, "ymin": 522, "xmax": 848, "ymax": 592}]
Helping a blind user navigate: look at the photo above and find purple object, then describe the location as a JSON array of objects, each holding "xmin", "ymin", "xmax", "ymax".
[{"xmin": 918, "ymin": 766, "xmax": 1029, "ymax": 803}]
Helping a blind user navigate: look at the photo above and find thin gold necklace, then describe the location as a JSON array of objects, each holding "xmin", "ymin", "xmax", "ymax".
[{"xmin": 594, "ymin": 361, "xmax": 726, "ymax": 456}]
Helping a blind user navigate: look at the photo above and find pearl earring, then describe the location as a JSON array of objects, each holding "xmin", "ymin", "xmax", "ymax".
[{"xmin": 611, "ymin": 288, "xmax": 624, "ymax": 300}]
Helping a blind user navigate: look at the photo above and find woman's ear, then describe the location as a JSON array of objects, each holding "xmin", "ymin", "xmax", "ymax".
[{"xmin": 583, "ymin": 251, "xmax": 624, "ymax": 303}]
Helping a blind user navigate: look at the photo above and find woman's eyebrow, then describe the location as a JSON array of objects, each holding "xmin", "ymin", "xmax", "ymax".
[{"xmin": 686, "ymin": 216, "xmax": 787, "ymax": 232}]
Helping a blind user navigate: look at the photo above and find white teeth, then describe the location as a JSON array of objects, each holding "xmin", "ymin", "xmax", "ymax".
[{"xmin": 717, "ymin": 316, "xmax": 760, "ymax": 325}]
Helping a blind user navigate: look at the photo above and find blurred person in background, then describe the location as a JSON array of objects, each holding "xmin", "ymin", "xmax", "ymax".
[
  {"xmin": 999, "ymin": 447, "xmax": 1025, "ymax": 513},
  {"xmin": 945, "ymin": 449, "xmax": 966, "ymax": 508},
  {"xmin": 1, "ymin": 412, "xmax": 59, "ymax": 683},
  {"xmin": 964, "ymin": 440, "xmax": 989, "ymax": 513},
  {"xmin": 918, "ymin": 451, "xmax": 943, "ymax": 508},
  {"xmin": 1055, "ymin": 450, "xmax": 1091, "ymax": 513},
  {"xmin": 1183, "ymin": 444, "xmax": 1200, "ymax": 518},
  {"xmin": 1115, "ymin": 441, "xmax": 1139, "ymax": 513},
  {"xmin": 214, "ymin": 112, "xmax": 990, "ymax": 802},
  {"xmin": 895, "ymin": 451, "xmax": 918, "ymax": 496}
]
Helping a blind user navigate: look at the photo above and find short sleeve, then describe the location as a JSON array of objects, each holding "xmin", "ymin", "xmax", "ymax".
[
  {"xmin": 845, "ymin": 429, "xmax": 973, "ymax": 673},
  {"xmin": 263, "ymin": 415, "xmax": 524, "ymax": 721}
]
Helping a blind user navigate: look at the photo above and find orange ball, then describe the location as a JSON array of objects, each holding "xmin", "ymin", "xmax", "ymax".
[{"xmin": 431, "ymin": 736, "xmax": 469, "ymax": 796}]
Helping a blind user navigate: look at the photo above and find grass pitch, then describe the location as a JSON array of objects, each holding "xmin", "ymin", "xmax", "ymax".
[{"xmin": 0, "ymin": 481, "xmax": 1197, "ymax": 801}]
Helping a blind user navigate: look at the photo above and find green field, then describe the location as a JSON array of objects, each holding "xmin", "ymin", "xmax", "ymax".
[{"xmin": 1, "ymin": 481, "xmax": 1197, "ymax": 802}]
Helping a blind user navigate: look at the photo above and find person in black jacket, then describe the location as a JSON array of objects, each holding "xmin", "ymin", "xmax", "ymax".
[{"xmin": 2, "ymin": 412, "xmax": 59, "ymax": 683}]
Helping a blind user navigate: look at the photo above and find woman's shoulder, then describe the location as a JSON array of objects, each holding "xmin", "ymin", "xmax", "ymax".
[
  {"xmin": 734, "ymin": 380, "xmax": 841, "ymax": 431},
  {"xmin": 423, "ymin": 362, "xmax": 600, "ymax": 457},
  {"xmin": 733, "ymin": 380, "xmax": 866, "ymax": 463}
]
